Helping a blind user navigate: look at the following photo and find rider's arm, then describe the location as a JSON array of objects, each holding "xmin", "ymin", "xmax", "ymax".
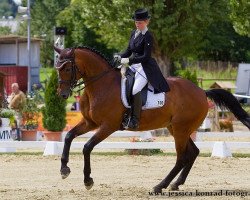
[
  {"xmin": 120, "ymin": 30, "xmax": 135, "ymax": 58},
  {"xmin": 129, "ymin": 32, "xmax": 152, "ymax": 65}
]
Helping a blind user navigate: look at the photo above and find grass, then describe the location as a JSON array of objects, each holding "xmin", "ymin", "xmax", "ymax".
[
  {"xmin": 242, "ymin": 105, "xmax": 250, "ymax": 113},
  {"xmin": 186, "ymin": 66, "xmax": 237, "ymax": 90},
  {"xmin": 39, "ymin": 67, "xmax": 54, "ymax": 83},
  {"xmin": 39, "ymin": 67, "xmax": 75, "ymax": 106},
  {"xmin": 195, "ymin": 66, "xmax": 237, "ymax": 80},
  {"xmin": 186, "ymin": 66, "xmax": 250, "ymax": 112}
]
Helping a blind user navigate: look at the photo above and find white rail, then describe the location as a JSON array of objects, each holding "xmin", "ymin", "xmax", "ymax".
[
  {"xmin": 234, "ymin": 94, "xmax": 250, "ymax": 99},
  {"xmin": 0, "ymin": 132, "xmax": 249, "ymax": 156},
  {"xmin": 196, "ymin": 132, "xmax": 250, "ymax": 141},
  {"xmin": 0, "ymin": 141, "xmax": 250, "ymax": 150}
]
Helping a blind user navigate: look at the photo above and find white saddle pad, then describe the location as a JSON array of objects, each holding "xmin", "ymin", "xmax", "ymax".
[{"xmin": 121, "ymin": 78, "xmax": 165, "ymax": 110}]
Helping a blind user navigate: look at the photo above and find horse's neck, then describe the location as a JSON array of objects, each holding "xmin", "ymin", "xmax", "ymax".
[
  {"xmin": 85, "ymin": 70, "xmax": 120, "ymax": 96},
  {"xmin": 79, "ymin": 50, "xmax": 109, "ymax": 77},
  {"xmin": 78, "ymin": 49, "xmax": 120, "ymax": 94}
]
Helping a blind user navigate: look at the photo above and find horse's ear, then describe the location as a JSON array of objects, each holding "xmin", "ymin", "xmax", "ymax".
[{"xmin": 54, "ymin": 45, "xmax": 62, "ymax": 54}]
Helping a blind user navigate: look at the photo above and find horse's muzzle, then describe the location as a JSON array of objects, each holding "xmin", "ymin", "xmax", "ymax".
[
  {"xmin": 57, "ymin": 88, "xmax": 70, "ymax": 99},
  {"xmin": 61, "ymin": 94, "xmax": 69, "ymax": 99}
]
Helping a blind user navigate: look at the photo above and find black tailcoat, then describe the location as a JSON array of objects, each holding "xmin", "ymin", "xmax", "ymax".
[{"xmin": 120, "ymin": 30, "xmax": 170, "ymax": 93}]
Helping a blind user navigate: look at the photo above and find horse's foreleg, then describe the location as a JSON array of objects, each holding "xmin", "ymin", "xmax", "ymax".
[
  {"xmin": 153, "ymin": 133, "xmax": 189, "ymax": 193},
  {"xmin": 170, "ymin": 138, "xmax": 200, "ymax": 190},
  {"xmin": 61, "ymin": 119, "xmax": 95, "ymax": 179},
  {"xmin": 82, "ymin": 126, "xmax": 115, "ymax": 190}
]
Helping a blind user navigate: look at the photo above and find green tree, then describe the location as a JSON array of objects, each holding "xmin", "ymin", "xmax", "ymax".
[
  {"xmin": 0, "ymin": 26, "xmax": 11, "ymax": 35},
  {"xmin": 42, "ymin": 69, "xmax": 66, "ymax": 131},
  {"xmin": 56, "ymin": 1, "xmax": 116, "ymax": 57},
  {"xmin": 198, "ymin": 21, "xmax": 250, "ymax": 62},
  {"xmin": 230, "ymin": 0, "xmax": 250, "ymax": 36},
  {"xmin": 77, "ymin": 0, "xmax": 229, "ymax": 75},
  {"xmin": 177, "ymin": 69, "xmax": 198, "ymax": 86},
  {"xmin": 18, "ymin": 0, "xmax": 70, "ymax": 66},
  {"xmin": 0, "ymin": 0, "xmax": 14, "ymax": 17}
]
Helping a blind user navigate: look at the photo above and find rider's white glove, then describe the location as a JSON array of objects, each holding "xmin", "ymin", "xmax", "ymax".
[
  {"xmin": 121, "ymin": 58, "xmax": 129, "ymax": 64},
  {"xmin": 113, "ymin": 54, "xmax": 121, "ymax": 60}
]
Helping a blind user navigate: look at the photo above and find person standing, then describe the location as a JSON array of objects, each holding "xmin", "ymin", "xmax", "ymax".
[
  {"xmin": 9, "ymin": 83, "xmax": 26, "ymax": 111},
  {"xmin": 9, "ymin": 83, "xmax": 26, "ymax": 128}
]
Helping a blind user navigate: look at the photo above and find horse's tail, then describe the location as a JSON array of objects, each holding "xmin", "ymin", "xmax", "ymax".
[{"xmin": 205, "ymin": 88, "xmax": 250, "ymax": 129}]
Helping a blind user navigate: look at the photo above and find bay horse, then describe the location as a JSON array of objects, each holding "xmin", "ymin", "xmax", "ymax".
[{"xmin": 54, "ymin": 46, "xmax": 250, "ymax": 193}]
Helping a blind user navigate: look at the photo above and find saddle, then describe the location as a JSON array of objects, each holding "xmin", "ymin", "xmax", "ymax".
[{"xmin": 121, "ymin": 68, "xmax": 165, "ymax": 110}]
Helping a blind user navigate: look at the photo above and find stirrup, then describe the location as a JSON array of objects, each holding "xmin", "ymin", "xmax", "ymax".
[
  {"xmin": 122, "ymin": 109, "xmax": 131, "ymax": 129},
  {"xmin": 127, "ymin": 116, "xmax": 139, "ymax": 130},
  {"xmin": 122, "ymin": 112, "xmax": 132, "ymax": 129},
  {"xmin": 123, "ymin": 117, "xmax": 131, "ymax": 130}
]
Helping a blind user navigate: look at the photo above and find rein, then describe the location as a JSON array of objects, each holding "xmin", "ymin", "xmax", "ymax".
[{"xmin": 56, "ymin": 48, "xmax": 116, "ymax": 93}]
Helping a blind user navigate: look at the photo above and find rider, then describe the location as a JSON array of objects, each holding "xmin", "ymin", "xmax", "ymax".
[{"xmin": 117, "ymin": 8, "xmax": 170, "ymax": 129}]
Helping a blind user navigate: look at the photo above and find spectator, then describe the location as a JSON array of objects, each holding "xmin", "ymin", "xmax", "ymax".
[
  {"xmin": 70, "ymin": 102, "xmax": 77, "ymax": 111},
  {"xmin": 70, "ymin": 95, "xmax": 80, "ymax": 111},
  {"xmin": 8, "ymin": 83, "xmax": 26, "ymax": 129},
  {"xmin": 9, "ymin": 83, "xmax": 26, "ymax": 111}
]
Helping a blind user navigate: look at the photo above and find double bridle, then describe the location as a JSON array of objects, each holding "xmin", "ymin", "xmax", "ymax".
[{"xmin": 56, "ymin": 48, "xmax": 116, "ymax": 93}]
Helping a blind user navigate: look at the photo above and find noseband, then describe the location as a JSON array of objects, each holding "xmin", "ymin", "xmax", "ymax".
[{"xmin": 56, "ymin": 48, "xmax": 116, "ymax": 93}]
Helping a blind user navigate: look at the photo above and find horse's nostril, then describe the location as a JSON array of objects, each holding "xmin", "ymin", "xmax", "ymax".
[
  {"xmin": 62, "ymin": 95, "xmax": 67, "ymax": 99},
  {"xmin": 61, "ymin": 94, "xmax": 67, "ymax": 99}
]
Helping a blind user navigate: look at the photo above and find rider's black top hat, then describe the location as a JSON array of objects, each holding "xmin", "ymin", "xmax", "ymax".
[{"xmin": 132, "ymin": 8, "xmax": 151, "ymax": 21}]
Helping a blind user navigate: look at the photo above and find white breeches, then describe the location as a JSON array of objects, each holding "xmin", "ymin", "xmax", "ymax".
[{"xmin": 129, "ymin": 63, "xmax": 148, "ymax": 95}]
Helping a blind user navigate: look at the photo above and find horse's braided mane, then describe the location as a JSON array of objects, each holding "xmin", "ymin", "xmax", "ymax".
[{"xmin": 76, "ymin": 46, "xmax": 115, "ymax": 68}]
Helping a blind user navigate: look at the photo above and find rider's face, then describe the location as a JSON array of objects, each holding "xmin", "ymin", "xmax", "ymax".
[{"xmin": 135, "ymin": 20, "xmax": 149, "ymax": 31}]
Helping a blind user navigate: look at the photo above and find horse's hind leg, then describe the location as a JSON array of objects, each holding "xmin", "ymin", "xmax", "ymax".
[
  {"xmin": 170, "ymin": 138, "xmax": 200, "ymax": 190},
  {"xmin": 61, "ymin": 119, "xmax": 96, "ymax": 179},
  {"xmin": 153, "ymin": 130, "xmax": 190, "ymax": 193}
]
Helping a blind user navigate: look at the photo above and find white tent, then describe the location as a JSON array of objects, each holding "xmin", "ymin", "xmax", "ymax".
[{"xmin": 235, "ymin": 63, "xmax": 250, "ymax": 103}]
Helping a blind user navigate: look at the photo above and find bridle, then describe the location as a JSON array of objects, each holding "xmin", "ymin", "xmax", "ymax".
[{"xmin": 56, "ymin": 48, "xmax": 116, "ymax": 93}]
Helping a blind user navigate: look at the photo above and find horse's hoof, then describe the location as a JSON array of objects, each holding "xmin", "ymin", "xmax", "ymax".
[
  {"xmin": 61, "ymin": 167, "xmax": 71, "ymax": 179},
  {"xmin": 84, "ymin": 178, "xmax": 94, "ymax": 190},
  {"xmin": 153, "ymin": 185, "xmax": 162, "ymax": 193},
  {"xmin": 170, "ymin": 183, "xmax": 179, "ymax": 191}
]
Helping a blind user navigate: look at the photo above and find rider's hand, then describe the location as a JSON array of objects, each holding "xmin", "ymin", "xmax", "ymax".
[
  {"xmin": 121, "ymin": 58, "xmax": 129, "ymax": 64},
  {"xmin": 113, "ymin": 54, "xmax": 122, "ymax": 68},
  {"xmin": 113, "ymin": 54, "xmax": 121, "ymax": 60}
]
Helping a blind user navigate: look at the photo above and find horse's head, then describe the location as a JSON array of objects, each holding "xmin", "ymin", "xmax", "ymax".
[
  {"xmin": 55, "ymin": 45, "xmax": 115, "ymax": 99},
  {"xmin": 54, "ymin": 46, "xmax": 82, "ymax": 99}
]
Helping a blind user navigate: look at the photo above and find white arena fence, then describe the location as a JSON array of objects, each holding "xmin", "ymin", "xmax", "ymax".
[
  {"xmin": 0, "ymin": 140, "xmax": 250, "ymax": 151},
  {"xmin": 195, "ymin": 131, "xmax": 250, "ymax": 142},
  {"xmin": 0, "ymin": 131, "xmax": 250, "ymax": 157}
]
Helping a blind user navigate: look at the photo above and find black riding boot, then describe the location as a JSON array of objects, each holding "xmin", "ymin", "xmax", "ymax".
[{"xmin": 127, "ymin": 92, "xmax": 142, "ymax": 129}]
